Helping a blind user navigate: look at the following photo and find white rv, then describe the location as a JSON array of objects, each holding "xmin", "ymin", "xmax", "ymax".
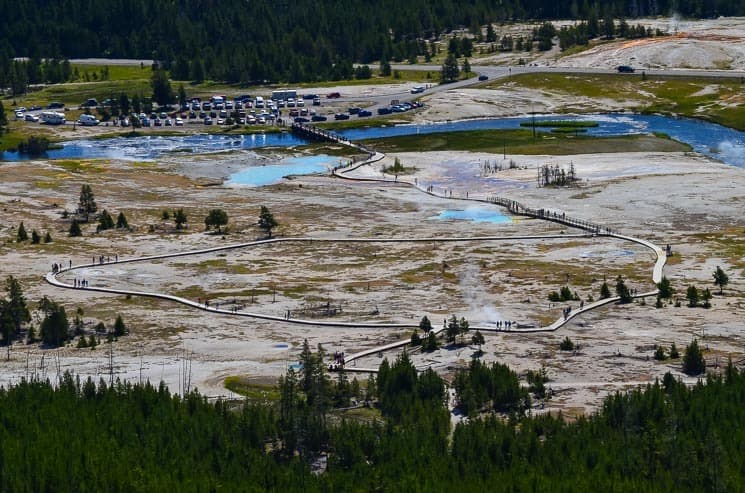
[
  {"xmin": 78, "ymin": 114, "xmax": 100, "ymax": 126},
  {"xmin": 41, "ymin": 111, "xmax": 66, "ymax": 125}
]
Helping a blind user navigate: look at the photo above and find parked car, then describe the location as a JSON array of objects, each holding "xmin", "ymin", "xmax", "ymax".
[
  {"xmin": 204, "ymin": 117, "xmax": 213, "ymax": 125},
  {"xmin": 81, "ymin": 98, "xmax": 98, "ymax": 107},
  {"xmin": 478, "ymin": 74, "xmax": 489, "ymax": 81},
  {"xmin": 294, "ymin": 116, "xmax": 309, "ymax": 123},
  {"xmin": 334, "ymin": 113, "xmax": 350, "ymax": 120},
  {"xmin": 617, "ymin": 65, "xmax": 635, "ymax": 73},
  {"xmin": 348, "ymin": 107, "xmax": 361, "ymax": 114},
  {"xmin": 47, "ymin": 102, "xmax": 64, "ymax": 109},
  {"xmin": 24, "ymin": 114, "xmax": 39, "ymax": 122},
  {"xmin": 327, "ymin": 92, "xmax": 341, "ymax": 99},
  {"xmin": 78, "ymin": 114, "xmax": 100, "ymax": 126},
  {"xmin": 164, "ymin": 118, "xmax": 173, "ymax": 126},
  {"xmin": 313, "ymin": 97, "xmax": 321, "ymax": 106},
  {"xmin": 303, "ymin": 94, "xmax": 317, "ymax": 100},
  {"xmin": 358, "ymin": 110, "xmax": 372, "ymax": 117},
  {"xmin": 154, "ymin": 118, "xmax": 162, "ymax": 126},
  {"xmin": 311, "ymin": 115, "xmax": 328, "ymax": 122},
  {"xmin": 377, "ymin": 107, "xmax": 392, "ymax": 115}
]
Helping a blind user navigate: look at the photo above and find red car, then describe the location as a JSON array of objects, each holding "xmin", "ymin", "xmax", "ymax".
[{"xmin": 326, "ymin": 92, "xmax": 341, "ymax": 99}]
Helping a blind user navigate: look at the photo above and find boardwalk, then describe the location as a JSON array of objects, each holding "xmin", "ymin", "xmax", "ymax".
[{"xmin": 46, "ymin": 135, "xmax": 667, "ymax": 372}]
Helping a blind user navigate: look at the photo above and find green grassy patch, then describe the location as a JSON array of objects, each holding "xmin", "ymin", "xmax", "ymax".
[
  {"xmin": 71, "ymin": 63, "xmax": 153, "ymax": 82},
  {"xmin": 332, "ymin": 405, "xmax": 382, "ymax": 422},
  {"xmin": 492, "ymin": 73, "xmax": 745, "ymax": 131},
  {"xmin": 362, "ymin": 129, "xmax": 690, "ymax": 155},
  {"xmin": 16, "ymin": 80, "xmax": 153, "ymax": 109},
  {"xmin": 0, "ymin": 127, "xmax": 57, "ymax": 152},
  {"xmin": 691, "ymin": 228, "xmax": 745, "ymax": 270},
  {"xmin": 550, "ymin": 128, "xmax": 588, "ymax": 134},
  {"xmin": 224, "ymin": 376, "xmax": 281, "ymax": 403}
]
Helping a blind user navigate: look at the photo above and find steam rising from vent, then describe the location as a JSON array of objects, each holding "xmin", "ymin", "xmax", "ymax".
[
  {"xmin": 459, "ymin": 263, "xmax": 502, "ymax": 324},
  {"xmin": 716, "ymin": 141, "xmax": 745, "ymax": 168},
  {"xmin": 669, "ymin": 13, "xmax": 681, "ymax": 34}
]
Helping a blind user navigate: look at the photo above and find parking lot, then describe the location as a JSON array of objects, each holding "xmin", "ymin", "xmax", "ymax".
[{"xmin": 10, "ymin": 85, "xmax": 427, "ymax": 131}]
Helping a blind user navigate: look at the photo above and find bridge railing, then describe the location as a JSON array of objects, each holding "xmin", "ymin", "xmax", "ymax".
[{"xmin": 487, "ymin": 195, "xmax": 616, "ymax": 235}]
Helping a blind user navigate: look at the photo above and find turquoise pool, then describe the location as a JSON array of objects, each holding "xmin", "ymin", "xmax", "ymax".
[
  {"xmin": 432, "ymin": 208, "xmax": 511, "ymax": 224},
  {"xmin": 227, "ymin": 154, "xmax": 340, "ymax": 186}
]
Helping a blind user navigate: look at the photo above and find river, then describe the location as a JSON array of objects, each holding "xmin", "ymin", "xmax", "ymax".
[{"xmin": 2, "ymin": 113, "xmax": 744, "ymax": 168}]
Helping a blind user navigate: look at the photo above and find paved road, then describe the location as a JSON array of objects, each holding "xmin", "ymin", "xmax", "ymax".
[{"xmin": 341, "ymin": 62, "xmax": 745, "ymax": 116}]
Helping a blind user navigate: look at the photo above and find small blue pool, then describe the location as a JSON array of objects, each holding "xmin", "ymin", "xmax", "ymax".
[
  {"xmin": 432, "ymin": 207, "xmax": 511, "ymax": 224},
  {"xmin": 227, "ymin": 154, "xmax": 339, "ymax": 186}
]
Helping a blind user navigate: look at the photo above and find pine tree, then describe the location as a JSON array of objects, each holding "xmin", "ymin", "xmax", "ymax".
[
  {"xmin": 600, "ymin": 281, "xmax": 611, "ymax": 299},
  {"xmin": 713, "ymin": 266, "xmax": 729, "ymax": 295},
  {"xmin": 78, "ymin": 184, "xmax": 97, "ymax": 221},
  {"xmin": 471, "ymin": 330, "xmax": 485, "ymax": 353},
  {"xmin": 560, "ymin": 336, "xmax": 574, "ymax": 351},
  {"xmin": 69, "ymin": 220, "xmax": 82, "ymax": 237},
  {"xmin": 98, "ymin": 210, "xmax": 115, "ymax": 231},
  {"xmin": 39, "ymin": 300, "xmax": 70, "ymax": 347},
  {"xmin": 174, "ymin": 209, "xmax": 187, "ymax": 230},
  {"xmin": 258, "ymin": 206, "xmax": 277, "ymax": 238},
  {"xmin": 419, "ymin": 315, "xmax": 432, "ymax": 333},
  {"xmin": 5, "ymin": 276, "xmax": 30, "ymax": 341},
  {"xmin": 113, "ymin": 314, "xmax": 127, "ymax": 336},
  {"xmin": 0, "ymin": 100, "xmax": 7, "ymax": 132},
  {"xmin": 440, "ymin": 53, "xmax": 460, "ymax": 83},
  {"xmin": 669, "ymin": 342, "xmax": 680, "ymax": 359},
  {"xmin": 615, "ymin": 276, "xmax": 632, "ymax": 303},
  {"xmin": 44, "ymin": 231, "xmax": 53, "ymax": 243},
  {"xmin": 17, "ymin": 222, "xmax": 28, "ymax": 242},
  {"xmin": 410, "ymin": 330, "xmax": 422, "ymax": 346},
  {"xmin": 116, "ymin": 212, "xmax": 129, "ymax": 229},
  {"xmin": 151, "ymin": 69, "xmax": 174, "ymax": 106},
  {"xmin": 205, "ymin": 209, "xmax": 228, "ymax": 232},
  {"xmin": 31, "ymin": 229, "xmax": 40, "ymax": 244},
  {"xmin": 686, "ymin": 285, "xmax": 699, "ymax": 307},
  {"xmin": 683, "ymin": 339, "xmax": 706, "ymax": 375},
  {"xmin": 657, "ymin": 276, "xmax": 674, "ymax": 300},
  {"xmin": 701, "ymin": 288, "xmax": 712, "ymax": 308}
]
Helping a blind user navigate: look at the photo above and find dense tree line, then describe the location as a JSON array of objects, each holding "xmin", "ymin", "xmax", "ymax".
[
  {"xmin": 2, "ymin": 355, "xmax": 745, "ymax": 490},
  {"xmin": 1, "ymin": 0, "xmax": 742, "ymax": 87}
]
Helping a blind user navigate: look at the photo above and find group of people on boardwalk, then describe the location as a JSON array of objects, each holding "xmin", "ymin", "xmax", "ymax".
[
  {"xmin": 496, "ymin": 320, "xmax": 515, "ymax": 330},
  {"xmin": 51, "ymin": 261, "xmax": 71, "ymax": 274},
  {"xmin": 328, "ymin": 351, "xmax": 346, "ymax": 371},
  {"xmin": 74, "ymin": 278, "xmax": 89, "ymax": 288},
  {"xmin": 93, "ymin": 254, "xmax": 118, "ymax": 264}
]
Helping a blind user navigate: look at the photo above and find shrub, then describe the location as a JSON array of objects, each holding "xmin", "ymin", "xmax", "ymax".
[{"xmin": 559, "ymin": 337, "xmax": 574, "ymax": 351}]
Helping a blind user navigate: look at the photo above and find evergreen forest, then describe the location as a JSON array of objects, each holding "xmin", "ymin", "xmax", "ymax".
[
  {"xmin": 0, "ymin": 0, "xmax": 743, "ymax": 86},
  {"xmin": 0, "ymin": 349, "xmax": 744, "ymax": 492}
]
